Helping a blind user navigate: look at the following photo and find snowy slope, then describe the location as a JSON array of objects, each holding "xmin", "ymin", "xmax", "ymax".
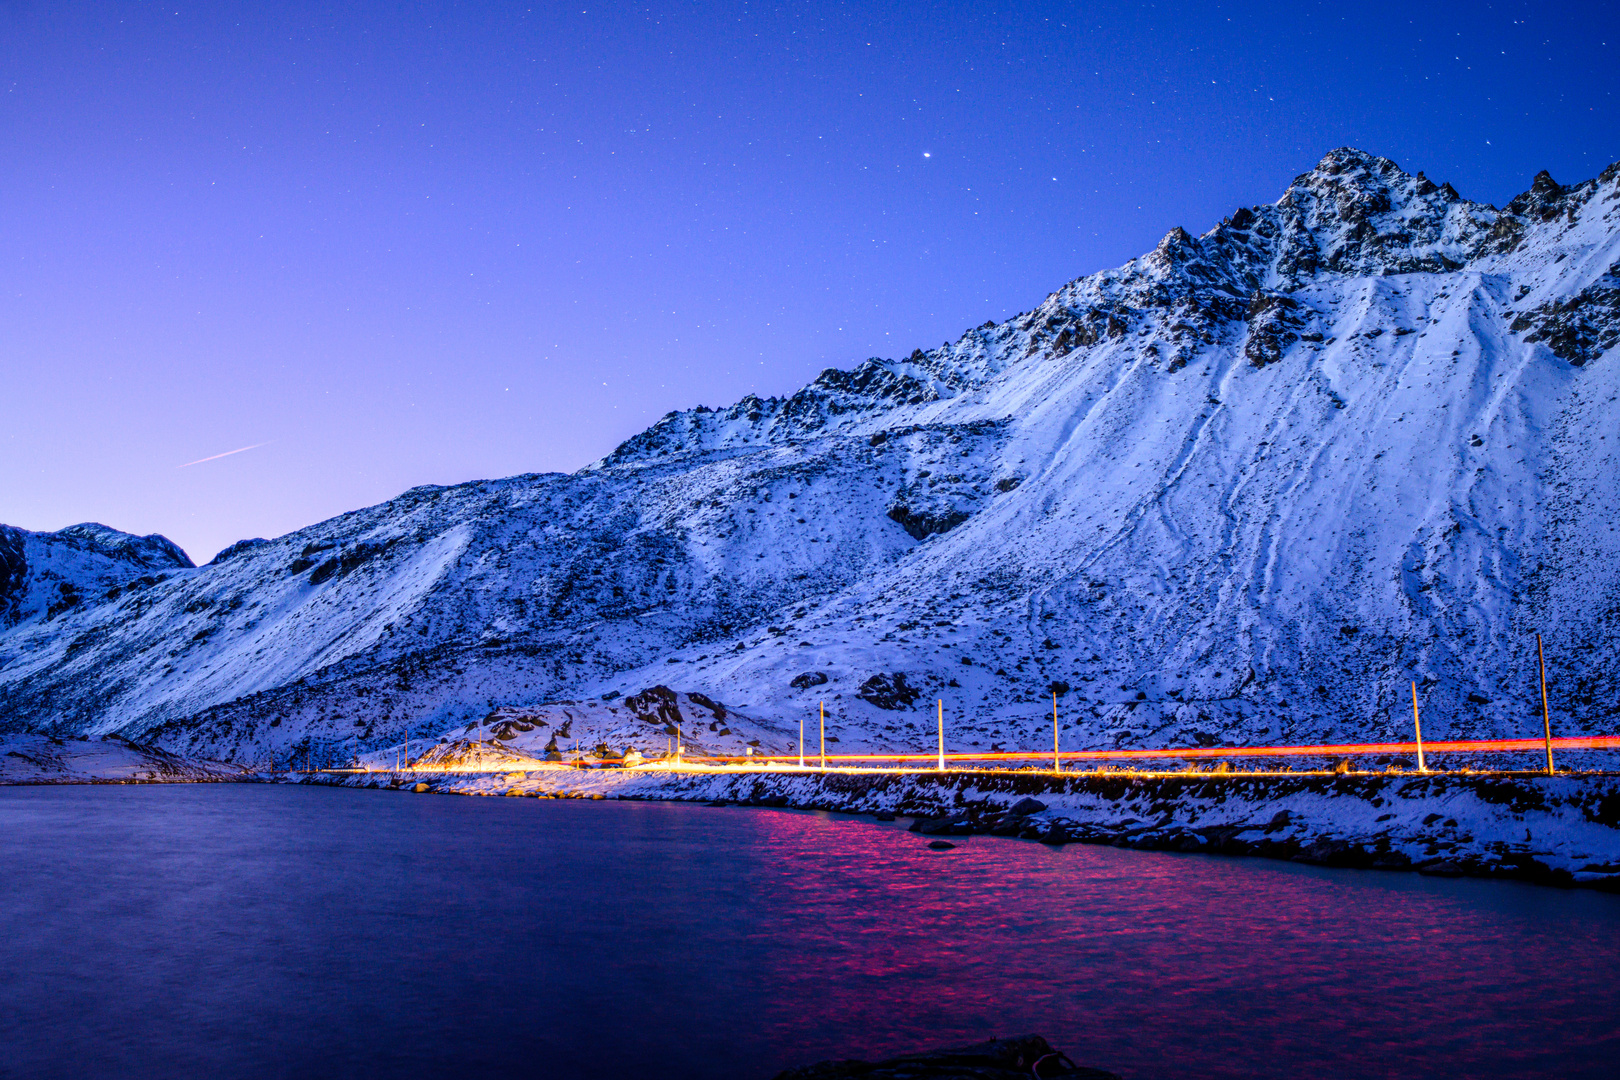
[
  {"xmin": 3, "ymin": 148, "xmax": 1618, "ymax": 768},
  {"xmin": 0, "ymin": 732, "xmax": 242, "ymax": 783}
]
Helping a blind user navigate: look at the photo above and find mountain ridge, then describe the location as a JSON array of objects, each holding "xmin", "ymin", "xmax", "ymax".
[{"xmin": 3, "ymin": 147, "xmax": 1618, "ymax": 768}]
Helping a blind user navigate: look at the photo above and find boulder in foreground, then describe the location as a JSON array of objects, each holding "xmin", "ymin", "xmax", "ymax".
[{"xmin": 769, "ymin": 1034, "xmax": 1120, "ymax": 1079}]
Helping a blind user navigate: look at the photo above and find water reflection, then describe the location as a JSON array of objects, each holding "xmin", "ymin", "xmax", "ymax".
[{"xmin": 1, "ymin": 786, "xmax": 1615, "ymax": 1079}]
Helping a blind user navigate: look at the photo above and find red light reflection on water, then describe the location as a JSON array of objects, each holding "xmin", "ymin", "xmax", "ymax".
[
  {"xmin": 5, "ymin": 788, "xmax": 1616, "ymax": 1080},
  {"xmin": 722, "ymin": 808, "xmax": 1620, "ymax": 1080}
]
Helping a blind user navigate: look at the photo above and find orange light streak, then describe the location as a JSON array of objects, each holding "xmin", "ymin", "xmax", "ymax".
[
  {"xmin": 314, "ymin": 735, "xmax": 1620, "ymax": 775},
  {"xmin": 697, "ymin": 735, "xmax": 1620, "ymax": 766}
]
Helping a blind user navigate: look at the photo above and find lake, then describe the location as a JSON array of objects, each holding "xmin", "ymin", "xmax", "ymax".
[{"xmin": 2, "ymin": 784, "xmax": 1617, "ymax": 1079}]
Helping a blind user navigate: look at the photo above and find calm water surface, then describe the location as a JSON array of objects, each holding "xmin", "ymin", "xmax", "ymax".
[{"xmin": 2, "ymin": 784, "xmax": 1617, "ymax": 1079}]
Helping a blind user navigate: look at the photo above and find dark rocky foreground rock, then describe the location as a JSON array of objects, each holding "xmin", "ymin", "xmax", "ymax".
[{"xmin": 770, "ymin": 1034, "xmax": 1119, "ymax": 1080}]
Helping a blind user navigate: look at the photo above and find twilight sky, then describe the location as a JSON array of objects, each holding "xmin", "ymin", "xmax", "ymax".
[{"xmin": 3, "ymin": 1, "xmax": 1617, "ymax": 562}]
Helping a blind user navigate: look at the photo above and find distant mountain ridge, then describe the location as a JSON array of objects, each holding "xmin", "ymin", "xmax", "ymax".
[
  {"xmin": 0, "ymin": 523, "xmax": 193, "ymax": 630},
  {"xmin": 3, "ymin": 148, "xmax": 1618, "ymax": 767}
]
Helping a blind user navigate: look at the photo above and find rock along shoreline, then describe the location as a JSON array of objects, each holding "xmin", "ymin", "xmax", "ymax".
[{"xmin": 302, "ymin": 763, "xmax": 1620, "ymax": 892}]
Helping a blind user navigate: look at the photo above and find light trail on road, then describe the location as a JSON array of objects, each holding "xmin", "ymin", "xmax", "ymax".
[
  {"xmin": 696, "ymin": 735, "xmax": 1620, "ymax": 766},
  {"xmin": 315, "ymin": 735, "xmax": 1620, "ymax": 776}
]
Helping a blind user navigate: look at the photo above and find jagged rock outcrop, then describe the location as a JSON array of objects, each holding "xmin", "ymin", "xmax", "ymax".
[
  {"xmin": 770, "ymin": 1034, "xmax": 1118, "ymax": 1080},
  {"xmin": 0, "ymin": 523, "xmax": 193, "ymax": 630}
]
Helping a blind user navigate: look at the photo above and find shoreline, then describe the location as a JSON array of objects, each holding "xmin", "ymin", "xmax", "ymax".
[
  {"xmin": 6, "ymin": 730, "xmax": 1616, "ymax": 893},
  {"xmin": 299, "ymin": 763, "xmax": 1620, "ymax": 892}
]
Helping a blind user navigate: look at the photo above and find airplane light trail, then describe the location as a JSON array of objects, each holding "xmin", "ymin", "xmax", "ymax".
[{"xmin": 177, "ymin": 441, "xmax": 270, "ymax": 468}]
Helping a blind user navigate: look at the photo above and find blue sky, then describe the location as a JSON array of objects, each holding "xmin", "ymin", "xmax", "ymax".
[{"xmin": 3, "ymin": 0, "xmax": 1616, "ymax": 560}]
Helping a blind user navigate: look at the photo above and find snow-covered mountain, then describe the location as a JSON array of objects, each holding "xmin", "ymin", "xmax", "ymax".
[
  {"xmin": 3, "ymin": 148, "xmax": 1617, "ymax": 768},
  {"xmin": 0, "ymin": 523, "xmax": 193, "ymax": 629}
]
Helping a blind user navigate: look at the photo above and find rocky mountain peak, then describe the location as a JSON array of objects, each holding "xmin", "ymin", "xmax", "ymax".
[
  {"xmin": 1261, "ymin": 147, "xmax": 1493, "ymax": 281},
  {"xmin": 0, "ymin": 522, "xmax": 194, "ymax": 632},
  {"xmin": 1500, "ymin": 167, "xmax": 1573, "ymax": 223},
  {"xmin": 598, "ymin": 148, "xmax": 1620, "ymax": 472},
  {"xmin": 1154, "ymin": 225, "xmax": 1198, "ymax": 260},
  {"xmin": 52, "ymin": 524, "xmax": 194, "ymax": 570}
]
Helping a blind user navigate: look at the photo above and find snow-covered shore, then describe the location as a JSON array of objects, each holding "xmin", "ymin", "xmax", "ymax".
[
  {"xmin": 8, "ymin": 729, "xmax": 1614, "ymax": 891},
  {"xmin": 303, "ymin": 762, "xmax": 1620, "ymax": 892}
]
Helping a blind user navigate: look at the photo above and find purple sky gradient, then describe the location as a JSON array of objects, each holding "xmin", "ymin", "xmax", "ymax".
[{"xmin": 3, "ymin": 0, "xmax": 1616, "ymax": 562}]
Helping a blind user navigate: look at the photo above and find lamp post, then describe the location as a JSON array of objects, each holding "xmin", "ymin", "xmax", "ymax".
[
  {"xmin": 819, "ymin": 701, "xmax": 825, "ymax": 770},
  {"xmin": 1411, "ymin": 681, "xmax": 1427, "ymax": 773},
  {"xmin": 1538, "ymin": 633, "xmax": 1554, "ymax": 776},
  {"xmin": 1053, "ymin": 691, "xmax": 1061, "ymax": 773}
]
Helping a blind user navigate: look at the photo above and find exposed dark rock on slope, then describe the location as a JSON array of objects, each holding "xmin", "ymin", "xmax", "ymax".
[{"xmin": 3, "ymin": 148, "xmax": 1620, "ymax": 769}]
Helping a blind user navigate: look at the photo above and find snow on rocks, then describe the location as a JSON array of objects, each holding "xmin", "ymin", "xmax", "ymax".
[
  {"xmin": 346, "ymin": 686, "xmax": 796, "ymax": 771},
  {"xmin": 0, "ymin": 522, "xmax": 193, "ymax": 631},
  {"xmin": 308, "ymin": 764, "xmax": 1620, "ymax": 892},
  {"xmin": 0, "ymin": 732, "xmax": 244, "ymax": 784}
]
